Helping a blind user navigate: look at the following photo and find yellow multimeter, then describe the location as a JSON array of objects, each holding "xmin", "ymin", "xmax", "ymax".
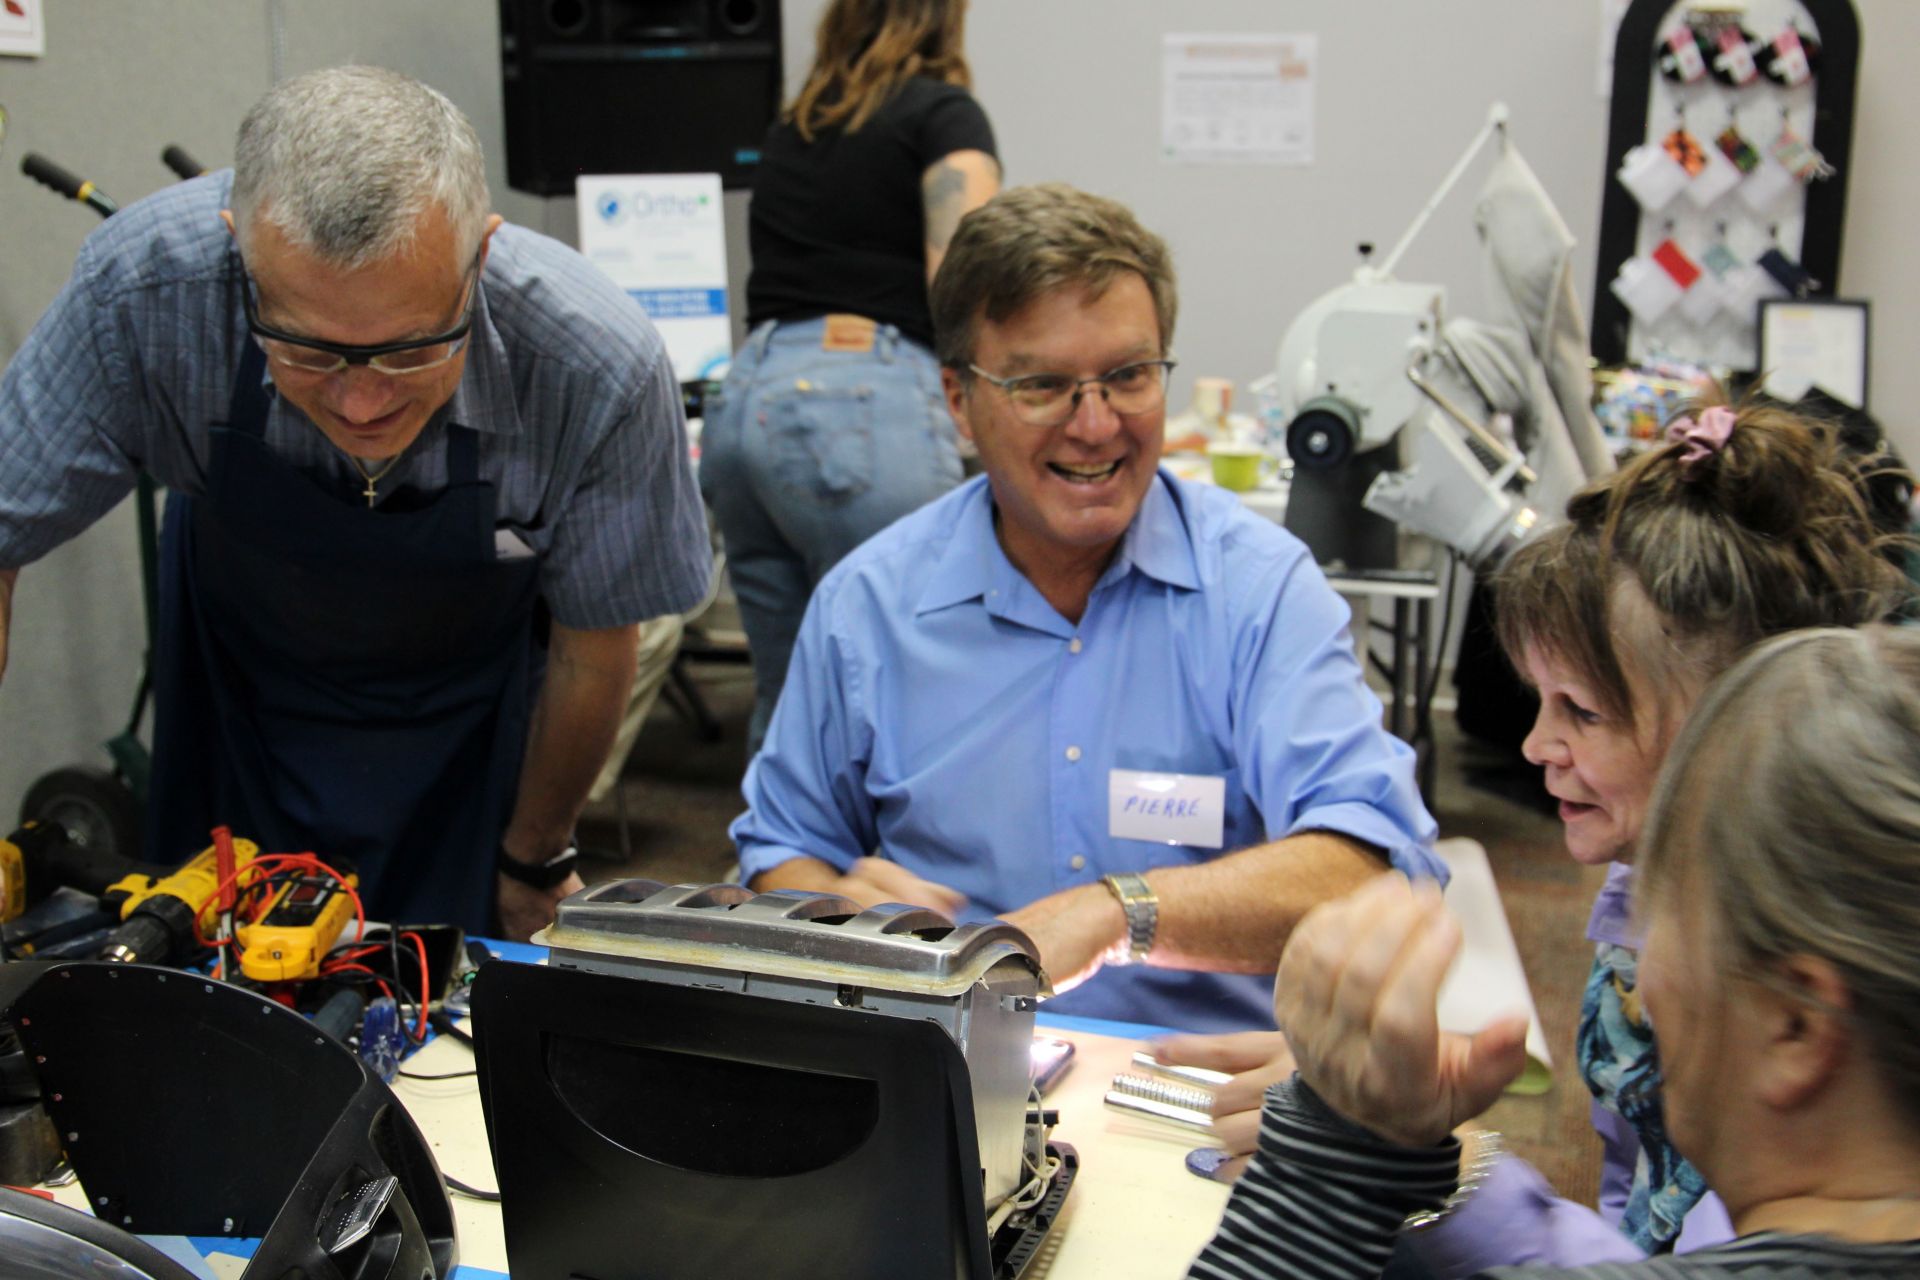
[{"xmin": 237, "ymin": 871, "xmax": 357, "ymax": 982}]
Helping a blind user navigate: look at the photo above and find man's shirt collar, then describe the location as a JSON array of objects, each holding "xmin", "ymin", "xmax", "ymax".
[
  {"xmin": 437, "ymin": 285, "xmax": 522, "ymax": 438},
  {"xmin": 916, "ymin": 469, "xmax": 1201, "ymax": 620}
]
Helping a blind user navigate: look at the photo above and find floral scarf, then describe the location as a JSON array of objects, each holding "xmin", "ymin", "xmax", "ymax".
[{"xmin": 1576, "ymin": 940, "xmax": 1710, "ymax": 1253}]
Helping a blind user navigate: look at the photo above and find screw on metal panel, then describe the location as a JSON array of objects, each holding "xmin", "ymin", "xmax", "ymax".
[{"xmin": 223, "ymin": 1217, "xmax": 234, "ymax": 1232}]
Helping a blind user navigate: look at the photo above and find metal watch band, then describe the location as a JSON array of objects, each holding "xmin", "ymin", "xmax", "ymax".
[
  {"xmin": 1102, "ymin": 872, "xmax": 1159, "ymax": 964},
  {"xmin": 496, "ymin": 844, "xmax": 580, "ymax": 890}
]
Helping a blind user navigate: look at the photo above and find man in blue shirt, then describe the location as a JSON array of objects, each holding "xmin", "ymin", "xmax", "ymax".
[
  {"xmin": 733, "ymin": 184, "xmax": 1440, "ymax": 1032},
  {"xmin": 0, "ymin": 68, "xmax": 710, "ymax": 940}
]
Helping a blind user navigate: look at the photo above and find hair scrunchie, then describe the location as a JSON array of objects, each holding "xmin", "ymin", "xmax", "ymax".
[{"xmin": 1666, "ymin": 404, "xmax": 1737, "ymax": 473}]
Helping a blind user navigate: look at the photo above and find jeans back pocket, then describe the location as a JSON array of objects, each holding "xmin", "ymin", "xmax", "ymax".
[{"xmin": 765, "ymin": 384, "xmax": 875, "ymax": 504}]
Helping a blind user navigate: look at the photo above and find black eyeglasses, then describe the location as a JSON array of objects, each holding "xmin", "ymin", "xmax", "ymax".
[{"xmin": 241, "ymin": 254, "xmax": 481, "ymax": 376}]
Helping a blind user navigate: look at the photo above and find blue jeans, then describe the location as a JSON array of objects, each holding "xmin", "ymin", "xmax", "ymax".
[{"xmin": 701, "ymin": 317, "xmax": 963, "ymax": 753}]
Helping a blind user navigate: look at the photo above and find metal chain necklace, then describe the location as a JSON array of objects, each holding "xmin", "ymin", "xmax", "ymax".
[{"xmin": 349, "ymin": 453, "xmax": 404, "ymax": 507}]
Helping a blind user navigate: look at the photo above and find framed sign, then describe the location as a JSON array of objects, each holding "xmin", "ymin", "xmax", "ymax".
[
  {"xmin": 0, "ymin": 0, "xmax": 45, "ymax": 58},
  {"xmin": 1757, "ymin": 297, "xmax": 1869, "ymax": 409}
]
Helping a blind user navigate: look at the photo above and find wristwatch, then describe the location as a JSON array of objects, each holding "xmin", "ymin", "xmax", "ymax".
[
  {"xmin": 496, "ymin": 843, "xmax": 580, "ymax": 890},
  {"xmin": 1101, "ymin": 872, "xmax": 1159, "ymax": 966}
]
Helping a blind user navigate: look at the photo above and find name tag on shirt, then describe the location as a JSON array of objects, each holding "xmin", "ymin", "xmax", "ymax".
[{"xmin": 1109, "ymin": 769, "xmax": 1225, "ymax": 848}]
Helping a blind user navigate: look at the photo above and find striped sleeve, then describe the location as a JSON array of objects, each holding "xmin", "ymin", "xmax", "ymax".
[{"xmin": 1188, "ymin": 1077, "xmax": 1459, "ymax": 1280}]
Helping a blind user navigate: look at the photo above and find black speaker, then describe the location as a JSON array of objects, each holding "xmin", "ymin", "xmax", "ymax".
[{"xmin": 500, "ymin": 0, "xmax": 783, "ymax": 195}]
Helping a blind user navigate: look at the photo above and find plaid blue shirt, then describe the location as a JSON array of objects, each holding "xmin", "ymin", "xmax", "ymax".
[{"xmin": 0, "ymin": 172, "xmax": 710, "ymax": 629}]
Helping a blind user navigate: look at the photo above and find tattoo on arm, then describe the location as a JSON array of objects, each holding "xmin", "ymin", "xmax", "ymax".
[{"xmin": 923, "ymin": 162, "xmax": 970, "ymax": 255}]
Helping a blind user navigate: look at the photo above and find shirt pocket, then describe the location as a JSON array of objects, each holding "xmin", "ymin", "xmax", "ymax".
[{"xmin": 764, "ymin": 383, "xmax": 875, "ymax": 503}]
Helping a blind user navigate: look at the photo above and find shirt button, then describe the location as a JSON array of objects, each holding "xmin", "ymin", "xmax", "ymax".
[
  {"xmin": 1069, "ymin": 637, "xmax": 1083, "ymax": 654},
  {"xmin": 1065, "ymin": 745, "xmax": 1082, "ymax": 762},
  {"xmin": 1069, "ymin": 854, "xmax": 1087, "ymax": 871}
]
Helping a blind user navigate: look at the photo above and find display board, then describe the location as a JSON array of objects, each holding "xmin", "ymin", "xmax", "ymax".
[{"xmin": 1591, "ymin": 0, "xmax": 1859, "ymax": 371}]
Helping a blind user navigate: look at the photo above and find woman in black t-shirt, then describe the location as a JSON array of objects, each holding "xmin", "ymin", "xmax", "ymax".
[{"xmin": 701, "ymin": 0, "xmax": 1000, "ymax": 752}]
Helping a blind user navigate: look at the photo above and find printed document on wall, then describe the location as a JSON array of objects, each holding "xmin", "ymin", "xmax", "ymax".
[
  {"xmin": 0, "ymin": 0, "xmax": 45, "ymax": 57},
  {"xmin": 577, "ymin": 173, "xmax": 731, "ymax": 383},
  {"xmin": 1162, "ymin": 33, "xmax": 1315, "ymax": 165}
]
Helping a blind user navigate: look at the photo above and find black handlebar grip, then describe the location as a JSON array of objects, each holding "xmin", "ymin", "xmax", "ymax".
[
  {"xmin": 161, "ymin": 145, "xmax": 205, "ymax": 180},
  {"xmin": 21, "ymin": 151, "xmax": 84, "ymax": 199},
  {"xmin": 20, "ymin": 151, "xmax": 118, "ymax": 216}
]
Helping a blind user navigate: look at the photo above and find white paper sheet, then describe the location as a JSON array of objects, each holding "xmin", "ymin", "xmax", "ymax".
[
  {"xmin": 1434, "ymin": 836, "xmax": 1555, "ymax": 1088},
  {"xmin": 1162, "ymin": 33, "xmax": 1315, "ymax": 165}
]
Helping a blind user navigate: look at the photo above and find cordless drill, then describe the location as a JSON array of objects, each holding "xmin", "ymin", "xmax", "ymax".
[
  {"xmin": 0, "ymin": 820, "xmax": 159, "ymax": 923},
  {"xmin": 98, "ymin": 837, "xmax": 261, "ymax": 965}
]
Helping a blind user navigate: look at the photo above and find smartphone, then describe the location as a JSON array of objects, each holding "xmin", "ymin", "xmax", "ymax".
[{"xmin": 1030, "ymin": 1035, "xmax": 1077, "ymax": 1095}]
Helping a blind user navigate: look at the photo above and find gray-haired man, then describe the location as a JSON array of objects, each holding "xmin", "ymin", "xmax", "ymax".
[{"xmin": 0, "ymin": 66, "xmax": 710, "ymax": 939}]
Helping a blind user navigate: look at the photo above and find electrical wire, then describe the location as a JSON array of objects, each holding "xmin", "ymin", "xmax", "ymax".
[
  {"xmin": 398, "ymin": 1066, "xmax": 477, "ymax": 1081},
  {"xmin": 1414, "ymin": 551, "xmax": 1463, "ymax": 749},
  {"xmin": 443, "ymin": 1175, "xmax": 500, "ymax": 1203},
  {"xmin": 988, "ymin": 1085, "xmax": 1064, "ymax": 1235},
  {"xmin": 401, "ymin": 929, "xmax": 431, "ymax": 1041},
  {"xmin": 320, "ymin": 962, "xmax": 397, "ymax": 1008}
]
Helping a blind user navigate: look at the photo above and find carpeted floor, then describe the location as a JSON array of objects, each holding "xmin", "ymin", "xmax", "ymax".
[{"xmin": 579, "ymin": 656, "xmax": 1609, "ymax": 1207}]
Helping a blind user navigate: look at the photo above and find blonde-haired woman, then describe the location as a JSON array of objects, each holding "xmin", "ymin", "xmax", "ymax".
[
  {"xmin": 702, "ymin": 0, "xmax": 1000, "ymax": 751},
  {"xmin": 1192, "ymin": 625, "xmax": 1920, "ymax": 1278}
]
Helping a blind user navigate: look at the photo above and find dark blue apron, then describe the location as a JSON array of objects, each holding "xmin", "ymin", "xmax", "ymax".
[{"xmin": 148, "ymin": 341, "xmax": 540, "ymax": 933}]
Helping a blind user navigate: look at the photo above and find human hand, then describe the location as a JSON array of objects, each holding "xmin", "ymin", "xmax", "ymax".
[
  {"xmin": 1003, "ymin": 883, "xmax": 1125, "ymax": 995},
  {"xmin": 1151, "ymin": 1030, "xmax": 1297, "ymax": 1165},
  {"xmin": 828, "ymin": 856, "xmax": 968, "ymax": 918},
  {"xmin": 1276, "ymin": 875, "xmax": 1528, "ymax": 1148},
  {"xmin": 495, "ymin": 869, "xmax": 584, "ymax": 943}
]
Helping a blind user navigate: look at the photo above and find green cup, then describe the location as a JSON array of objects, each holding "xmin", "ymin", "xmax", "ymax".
[{"xmin": 1207, "ymin": 443, "xmax": 1265, "ymax": 492}]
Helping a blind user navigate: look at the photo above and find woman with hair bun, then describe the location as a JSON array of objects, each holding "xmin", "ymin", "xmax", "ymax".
[
  {"xmin": 1168, "ymin": 392, "xmax": 1913, "ymax": 1274},
  {"xmin": 701, "ymin": 0, "xmax": 1000, "ymax": 752}
]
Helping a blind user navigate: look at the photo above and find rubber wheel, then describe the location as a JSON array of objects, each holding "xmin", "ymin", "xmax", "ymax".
[{"xmin": 19, "ymin": 765, "xmax": 142, "ymax": 863}]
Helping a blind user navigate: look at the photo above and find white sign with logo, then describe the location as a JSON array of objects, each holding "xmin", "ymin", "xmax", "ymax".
[{"xmin": 576, "ymin": 173, "xmax": 730, "ymax": 383}]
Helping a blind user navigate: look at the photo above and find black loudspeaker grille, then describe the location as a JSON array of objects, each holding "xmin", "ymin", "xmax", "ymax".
[{"xmin": 501, "ymin": 0, "xmax": 782, "ymax": 194}]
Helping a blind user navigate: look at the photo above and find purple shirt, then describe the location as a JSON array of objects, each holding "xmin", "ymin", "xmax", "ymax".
[{"xmin": 1405, "ymin": 862, "xmax": 1735, "ymax": 1276}]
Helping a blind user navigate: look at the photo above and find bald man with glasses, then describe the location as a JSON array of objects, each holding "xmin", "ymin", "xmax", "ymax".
[
  {"xmin": 731, "ymin": 186, "xmax": 1440, "ymax": 1032},
  {"xmin": 0, "ymin": 68, "xmax": 710, "ymax": 941}
]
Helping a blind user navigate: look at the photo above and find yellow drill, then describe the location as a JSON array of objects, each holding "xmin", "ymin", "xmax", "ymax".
[{"xmin": 98, "ymin": 837, "xmax": 261, "ymax": 965}]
